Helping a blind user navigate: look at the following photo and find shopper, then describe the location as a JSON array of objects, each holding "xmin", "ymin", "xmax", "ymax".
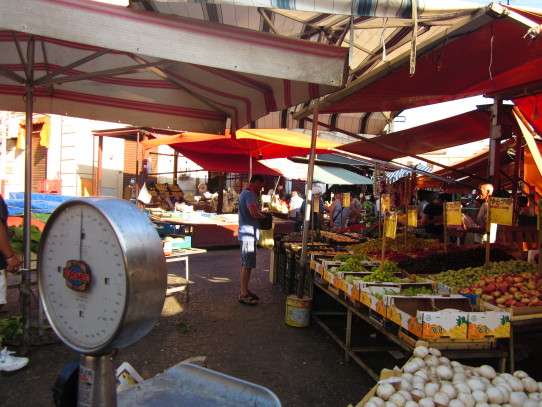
[
  {"xmin": 237, "ymin": 175, "xmax": 268, "ymax": 306},
  {"xmin": 0, "ymin": 194, "xmax": 28, "ymax": 372},
  {"xmin": 299, "ymin": 191, "xmax": 325, "ymax": 230},
  {"xmin": 348, "ymin": 194, "xmax": 364, "ymax": 224},
  {"xmin": 326, "ymin": 193, "xmax": 350, "ymax": 229}
]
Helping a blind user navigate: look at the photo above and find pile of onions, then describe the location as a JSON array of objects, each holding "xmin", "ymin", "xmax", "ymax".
[{"xmin": 363, "ymin": 344, "xmax": 542, "ymax": 407}]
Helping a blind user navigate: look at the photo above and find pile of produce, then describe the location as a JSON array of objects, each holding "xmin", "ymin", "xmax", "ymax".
[
  {"xmin": 431, "ymin": 260, "xmax": 537, "ymax": 290},
  {"xmin": 8, "ymin": 224, "xmax": 42, "ymax": 253},
  {"xmin": 349, "ymin": 234, "xmax": 440, "ymax": 255},
  {"xmin": 364, "ymin": 344, "xmax": 542, "ymax": 407},
  {"xmin": 395, "ymin": 246, "xmax": 516, "ymax": 275},
  {"xmin": 320, "ymin": 231, "xmax": 360, "ymax": 244},
  {"xmin": 459, "ymin": 271, "xmax": 542, "ymax": 308},
  {"xmin": 361, "ymin": 261, "xmax": 402, "ymax": 283}
]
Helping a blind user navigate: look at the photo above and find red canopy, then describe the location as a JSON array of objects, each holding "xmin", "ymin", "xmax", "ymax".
[
  {"xmin": 142, "ymin": 128, "xmax": 342, "ymax": 174},
  {"xmin": 296, "ymin": 5, "xmax": 542, "ymax": 116},
  {"xmin": 337, "ymin": 109, "xmax": 504, "ymax": 161},
  {"xmin": 514, "ymin": 94, "xmax": 542, "ymax": 136}
]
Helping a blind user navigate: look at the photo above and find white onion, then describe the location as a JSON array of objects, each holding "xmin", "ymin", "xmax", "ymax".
[
  {"xmin": 419, "ymin": 398, "xmax": 435, "ymax": 407},
  {"xmin": 453, "ymin": 373, "xmax": 468, "ymax": 384},
  {"xmin": 425, "ymin": 382, "xmax": 440, "ymax": 397},
  {"xmin": 412, "ymin": 357, "xmax": 426, "ymax": 368},
  {"xmin": 524, "ymin": 377, "xmax": 539, "ymax": 393},
  {"xmin": 398, "ymin": 390, "xmax": 413, "ymax": 401},
  {"xmin": 538, "ymin": 382, "xmax": 542, "ymax": 392},
  {"xmin": 389, "ymin": 392, "xmax": 406, "ymax": 407},
  {"xmin": 365, "ymin": 402, "xmax": 380, "ymax": 407},
  {"xmin": 414, "ymin": 346, "xmax": 430, "ymax": 359},
  {"xmin": 472, "ymin": 390, "xmax": 488, "ymax": 403},
  {"xmin": 467, "ymin": 378, "xmax": 486, "ymax": 392},
  {"xmin": 405, "ymin": 401, "xmax": 419, "ymax": 407},
  {"xmin": 473, "ymin": 403, "xmax": 489, "ymax": 407},
  {"xmin": 491, "ymin": 376, "xmax": 506, "ymax": 385},
  {"xmin": 513, "ymin": 370, "xmax": 529, "ymax": 379},
  {"xmin": 377, "ymin": 383, "xmax": 396, "ymax": 401},
  {"xmin": 433, "ymin": 392, "xmax": 450, "ymax": 406},
  {"xmin": 400, "ymin": 379, "xmax": 412, "ymax": 392},
  {"xmin": 439, "ymin": 382, "xmax": 457, "ymax": 400},
  {"xmin": 507, "ymin": 377, "xmax": 524, "ymax": 392},
  {"xmin": 385, "ymin": 402, "xmax": 399, "ymax": 407},
  {"xmin": 412, "ymin": 380, "xmax": 426, "ymax": 391},
  {"xmin": 368, "ymin": 397, "xmax": 386, "ymax": 407},
  {"xmin": 485, "ymin": 387, "xmax": 504, "ymax": 404},
  {"xmin": 524, "ymin": 400, "xmax": 538, "ymax": 407},
  {"xmin": 449, "ymin": 400, "xmax": 466, "ymax": 407},
  {"xmin": 428, "ymin": 348, "xmax": 441, "ymax": 357},
  {"xmin": 425, "ymin": 355, "xmax": 439, "ymax": 367},
  {"xmin": 509, "ymin": 391, "xmax": 527, "ymax": 407},
  {"xmin": 436, "ymin": 366, "xmax": 454, "ymax": 381},
  {"xmin": 438, "ymin": 357, "xmax": 451, "ymax": 366},
  {"xmin": 454, "ymin": 382, "xmax": 471, "ymax": 394},
  {"xmin": 411, "ymin": 389, "xmax": 425, "ymax": 400},
  {"xmin": 495, "ymin": 386, "xmax": 509, "ymax": 403},
  {"xmin": 530, "ymin": 393, "xmax": 541, "ymax": 401},
  {"xmin": 451, "ymin": 361, "xmax": 463, "ymax": 368},
  {"xmin": 402, "ymin": 373, "xmax": 414, "ymax": 383},
  {"xmin": 478, "ymin": 365, "xmax": 497, "ymax": 380},
  {"xmin": 457, "ymin": 392, "xmax": 476, "ymax": 407},
  {"xmin": 415, "ymin": 370, "xmax": 430, "ymax": 381},
  {"xmin": 404, "ymin": 362, "xmax": 420, "ymax": 374}
]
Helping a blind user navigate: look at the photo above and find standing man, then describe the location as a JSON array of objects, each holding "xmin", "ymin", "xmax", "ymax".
[
  {"xmin": 0, "ymin": 194, "xmax": 29, "ymax": 372},
  {"xmin": 474, "ymin": 183, "xmax": 495, "ymax": 244},
  {"xmin": 238, "ymin": 174, "xmax": 268, "ymax": 306},
  {"xmin": 288, "ymin": 191, "xmax": 303, "ymax": 232}
]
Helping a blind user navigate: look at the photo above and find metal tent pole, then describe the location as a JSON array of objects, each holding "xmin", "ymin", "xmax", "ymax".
[{"xmin": 21, "ymin": 35, "xmax": 36, "ymax": 350}]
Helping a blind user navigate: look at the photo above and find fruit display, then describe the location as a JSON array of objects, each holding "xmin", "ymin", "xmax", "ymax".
[
  {"xmin": 361, "ymin": 261, "xmax": 402, "ymax": 282},
  {"xmin": 333, "ymin": 253, "xmax": 371, "ymax": 262},
  {"xmin": 320, "ymin": 231, "xmax": 360, "ymax": 244},
  {"xmin": 395, "ymin": 246, "xmax": 516, "ymax": 275},
  {"xmin": 8, "ymin": 224, "xmax": 42, "ymax": 253},
  {"xmin": 431, "ymin": 260, "xmax": 537, "ymax": 290},
  {"xmin": 459, "ymin": 271, "xmax": 542, "ymax": 309},
  {"xmin": 349, "ymin": 234, "xmax": 440, "ymax": 255},
  {"xmin": 362, "ymin": 343, "xmax": 542, "ymax": 407}
]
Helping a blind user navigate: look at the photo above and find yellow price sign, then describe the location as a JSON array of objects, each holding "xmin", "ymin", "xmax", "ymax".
[
  {"xmin": 407, "ymin": 205, "xmax": 418, "ymax": 227},
  {"xmin": 312, "ymin": 195, "xmax": 320, "ymax": 213},
  {"xmin": 445, "ymin": 201, "xmax": 462, "ymax": 226},
  {"xmin": 341, "ymin": 193, "xmax": 350, "ymax": 208},
  {"xmin": 385, "ymin": 211, "xmax": 397, "ymax": 239},
  {"xmin": 489, "ymin": 197, "xmax": 513, "ymax": 226},
  {"xmin": 381, "ymin": 194, "xmax": 391, "ymax": 212}
]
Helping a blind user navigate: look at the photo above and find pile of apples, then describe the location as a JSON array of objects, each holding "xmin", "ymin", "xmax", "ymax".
[{"xmin": 459, "ymin": 272, "xmax": 542, "ymax": 308}]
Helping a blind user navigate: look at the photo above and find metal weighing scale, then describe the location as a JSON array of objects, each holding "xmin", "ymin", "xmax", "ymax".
[{"xmin": 39, "ymin": 197, "xmax": 281, "ymax": 407}]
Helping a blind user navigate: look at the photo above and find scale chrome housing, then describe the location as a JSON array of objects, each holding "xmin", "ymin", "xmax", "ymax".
[{"xmin": 38, "ymin": 197, "xmax": 166, "ymax": 354}]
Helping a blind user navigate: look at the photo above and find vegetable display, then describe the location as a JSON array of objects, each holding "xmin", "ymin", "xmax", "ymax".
[{"xmin": 364, "ymin": 344, "xmax": 542, "ymax": 407}]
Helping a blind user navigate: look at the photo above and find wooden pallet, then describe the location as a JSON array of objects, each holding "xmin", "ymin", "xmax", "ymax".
[{"xmin": 398, "ymin": 329, "xmax": 496, "ymax": 350}]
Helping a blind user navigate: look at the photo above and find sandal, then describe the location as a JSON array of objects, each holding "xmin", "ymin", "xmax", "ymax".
[
  {"xmin": 238, "ymin": 293, "xmax": 258, "ymax": 306},
  {"xmin": 248, "ymin": 291, "xmax": 259, "ymax": 301}
]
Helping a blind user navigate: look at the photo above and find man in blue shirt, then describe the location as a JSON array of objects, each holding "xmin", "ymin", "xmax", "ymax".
[{"xmin": 238, "ymin": 174, "xmax": 268, "ymax": 305}]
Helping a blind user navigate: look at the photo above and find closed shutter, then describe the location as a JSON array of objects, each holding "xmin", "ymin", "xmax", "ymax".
[{"xmin": 32, "ymin": 130, "xmax": 47, "ymax": 192}]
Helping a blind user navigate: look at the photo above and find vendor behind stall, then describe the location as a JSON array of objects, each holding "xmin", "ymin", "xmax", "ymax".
[{"xmin": 419, "ymin": 193, "xmax": 451, "ymax": 241}]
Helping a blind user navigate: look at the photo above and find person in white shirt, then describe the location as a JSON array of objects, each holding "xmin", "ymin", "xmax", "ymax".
[
  {"xmin": 474, "ymin": 183, "xmax": 495, "ymax": 244},
  {"xmin": 288, "ymin": 191, "xmax": 304, "ymax": 232}
]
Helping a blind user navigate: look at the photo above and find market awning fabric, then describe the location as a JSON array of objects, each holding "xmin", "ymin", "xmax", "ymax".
[
  {"xmin": 514, "ymin": 94, "xmax": 542, "ymax": 136},
  {"xmin": 294, "ymin": 4, "xmax": 542, "ymax": 117},
  {"xmin": 260, "ymin": 158, "xmax": 372, "ymax": 185},
  {"xmin": 141, "ymin": 129, "xmax": 342, "ymax": 159},
  {"xmin": 0, "ymin": 0, "xmax": 347, "ymax": 133},
  {"xmin": 337, "ymin": 109, "xmax": 496, "ymax": 161},
  {"xmin": 179, "ymin": 151, "xmax": 281, "ymax": 176}
]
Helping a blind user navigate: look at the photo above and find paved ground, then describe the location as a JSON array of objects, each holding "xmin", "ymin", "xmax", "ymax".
[
  {"xmin": 1, "ymin": 247, "xmax": 541, "ymax": 406},
  {"xmin": 0, "ymin": 248, "xmax": 373, "ymax": 407}
]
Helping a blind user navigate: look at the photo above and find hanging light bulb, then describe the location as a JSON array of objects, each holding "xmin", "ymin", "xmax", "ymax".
[{"xmin": 532, "ymin": 106, "xmax": 540, "ymax": 121}]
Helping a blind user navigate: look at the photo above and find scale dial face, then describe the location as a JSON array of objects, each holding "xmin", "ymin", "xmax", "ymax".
[{"xmin": 39, "ymin": 198, "xmax": 166, "ymax": 354}]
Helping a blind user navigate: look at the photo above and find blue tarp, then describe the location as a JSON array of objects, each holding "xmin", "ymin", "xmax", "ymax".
[{"xmin": 6, "ymin": 193, "xmax": 74, "ymax": 216}]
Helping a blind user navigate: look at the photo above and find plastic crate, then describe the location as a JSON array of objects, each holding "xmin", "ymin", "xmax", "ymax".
[{"xmin": 38, "ymin": 179, "xmax": 62, "ymax": 194}]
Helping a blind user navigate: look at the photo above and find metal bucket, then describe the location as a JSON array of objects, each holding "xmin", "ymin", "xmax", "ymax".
[{"xmin": 285, "ymin": 295, "xmax": 312, "ymax": 327}]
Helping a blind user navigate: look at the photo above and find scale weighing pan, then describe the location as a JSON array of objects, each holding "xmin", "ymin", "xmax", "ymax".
[{"xmin": 118, "ymin": 363, "xmax": 281, "ymax": 407}]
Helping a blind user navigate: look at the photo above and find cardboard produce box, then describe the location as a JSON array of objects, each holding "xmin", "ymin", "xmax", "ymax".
[
  {"xmin": 385, "ymin": 295, "xmax": 473, "ymax": 339},
  {"xmin": 468, "ymin": 311, "xmax": 511, "ymax": 338}
]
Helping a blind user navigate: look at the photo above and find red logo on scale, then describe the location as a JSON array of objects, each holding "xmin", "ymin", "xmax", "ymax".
[{"xmin": 63, "ymin": 260, "xmax": 91, "ymax": 291}]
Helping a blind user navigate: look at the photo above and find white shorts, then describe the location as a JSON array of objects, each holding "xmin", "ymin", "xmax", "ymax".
[{"xmin": 0, "ymin": 269, "xmax": 6, "ymax": 305}]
